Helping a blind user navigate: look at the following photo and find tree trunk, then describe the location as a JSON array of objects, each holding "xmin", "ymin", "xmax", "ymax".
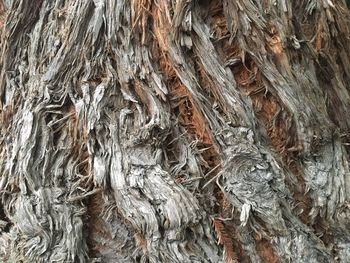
[{"xmin": 1, "ymin": 0, "xmax": 350, "ymax": 262}]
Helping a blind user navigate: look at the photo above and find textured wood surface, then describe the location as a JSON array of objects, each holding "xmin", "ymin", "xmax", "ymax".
[{"xmin": 0, "ymin": 0, "xmax": 350, "ymax": 262}]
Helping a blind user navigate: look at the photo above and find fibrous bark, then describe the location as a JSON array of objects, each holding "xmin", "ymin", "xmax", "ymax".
[{"xmin": 0, "ymin": 0, "xmax": 350, "ymax": 262}]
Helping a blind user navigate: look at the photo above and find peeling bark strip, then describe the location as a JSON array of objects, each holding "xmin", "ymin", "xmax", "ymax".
[{"xmin": 0, "ymin": 0, "xmax": 350, "ymax": 262}]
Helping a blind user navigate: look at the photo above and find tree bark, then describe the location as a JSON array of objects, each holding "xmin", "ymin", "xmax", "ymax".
[{"xmin": 0, "ymin": 0, "xmax": 350, "ymax": 262}]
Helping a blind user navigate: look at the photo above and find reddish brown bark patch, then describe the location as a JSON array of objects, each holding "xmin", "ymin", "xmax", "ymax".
[
  {"xmin": 85, "ymin": 193, "xmax": 110, "ymax": 257},
  {"xmin": 256, "ymin": 238, "xmax": 280, "ymax": 263},
  {"xmin": 85, "ymin": 193, "xmax": 135, "ymax": 260},
  {"xmin": 213, "ymin": 218, "xmax": 239, "ymax": 263}
]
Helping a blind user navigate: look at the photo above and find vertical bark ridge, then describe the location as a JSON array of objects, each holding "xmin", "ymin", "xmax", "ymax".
[
  {"xmin": 153, "ymin": 1, "xmax": 336, "ymax": 262},
  {"xmin": 221, "ymin": 0, "xmax": 350, "ymax": 260}
]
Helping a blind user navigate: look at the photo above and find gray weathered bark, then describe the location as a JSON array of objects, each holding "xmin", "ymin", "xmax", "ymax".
[{"xmin": 0, "ymin": 0, "xmax": 350, "ymax": 262}]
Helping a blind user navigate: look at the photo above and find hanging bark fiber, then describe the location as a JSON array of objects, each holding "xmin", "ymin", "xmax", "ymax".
[{"xmin": 0, "ymin": 0, "xmax": 350, "ymax": 262}]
